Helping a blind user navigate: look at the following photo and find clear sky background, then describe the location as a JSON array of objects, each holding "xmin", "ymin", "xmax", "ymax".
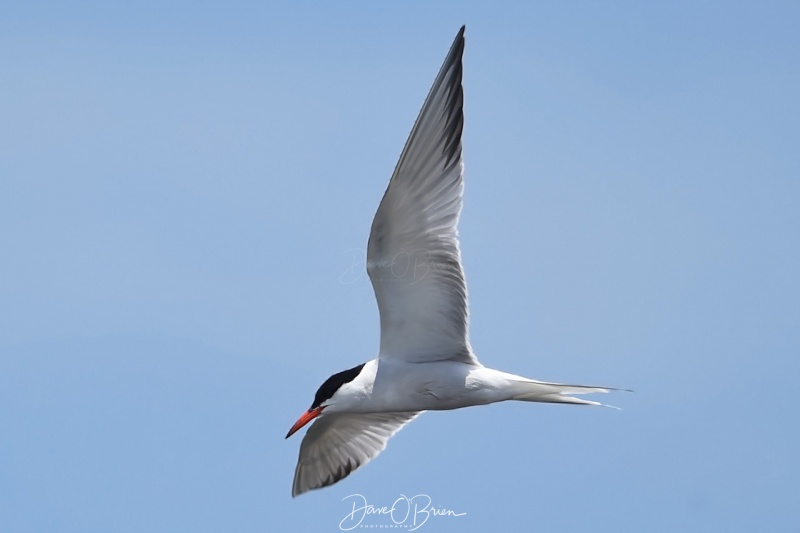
[{"xmin": 2, "ymin": 2, "xmax": 799, "ymax": 532}]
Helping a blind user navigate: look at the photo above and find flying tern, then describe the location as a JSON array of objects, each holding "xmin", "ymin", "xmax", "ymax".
[{"xmin": 286, "ymin": 26, "xmax": 620, "ymax": 497}]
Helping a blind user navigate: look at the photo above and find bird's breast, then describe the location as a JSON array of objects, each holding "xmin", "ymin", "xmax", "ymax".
[{"xmin": 365, "ymin": 361, "xmax": 514, "ymax": 412}]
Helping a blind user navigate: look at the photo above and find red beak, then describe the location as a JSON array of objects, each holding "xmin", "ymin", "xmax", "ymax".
[{"xmin": 285, "ymin": 406, "xmax": 324, "ymax": 439}]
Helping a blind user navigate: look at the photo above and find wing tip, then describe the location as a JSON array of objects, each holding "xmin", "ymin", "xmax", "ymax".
[
  {"xmin": 456, "ymin": 25, "xmax": 466, "ymax": 45},
  {"xmin": 451, "ymin": 26, "xmax": 466, "ymax": 62}
]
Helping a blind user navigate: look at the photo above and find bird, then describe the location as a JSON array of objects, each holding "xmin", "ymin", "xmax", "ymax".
[{"xmin": 286, "ymin": 25, "xmax": 620, "ymax": 497}]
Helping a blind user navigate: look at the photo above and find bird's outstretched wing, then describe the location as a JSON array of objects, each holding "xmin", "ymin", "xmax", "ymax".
[
  {"xmin": 367, "ymin": 26, "xmax": 477, "ymax": 365},
  {"xmin": 292, "ymin": 411, "xmax": 421, "ymax": 497}
]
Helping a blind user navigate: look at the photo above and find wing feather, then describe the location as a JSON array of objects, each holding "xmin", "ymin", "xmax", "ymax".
[
  {"xmin": 367, "ymin": 26, "xmax": 477, "ymax": 365},
  {"xmin": 292, "ymin": 411, "xmax": 421, "ymax": 497}
]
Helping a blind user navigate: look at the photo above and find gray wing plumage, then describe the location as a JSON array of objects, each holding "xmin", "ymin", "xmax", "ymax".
[
  {"xmin": 367, "ymin": 26, "xmax": 477, "ymax": 365},
  {"xmin": 292, "ymin": 411, "xmax": 421, "ymax": 497}
]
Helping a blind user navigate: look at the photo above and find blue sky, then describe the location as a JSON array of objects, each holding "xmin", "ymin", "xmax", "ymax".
[{"xmin": 2, "ymin": 2, "xmax": 799, "ymax": 531}]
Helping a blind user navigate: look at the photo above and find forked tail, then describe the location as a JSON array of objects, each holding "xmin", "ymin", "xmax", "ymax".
[{"xmin": 510, "ymin": 379, "xmax": 624, "ymax": 407}]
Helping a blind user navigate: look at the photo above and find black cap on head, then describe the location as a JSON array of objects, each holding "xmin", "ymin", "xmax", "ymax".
[{"xmin": 310, "ymin": 363, "xmax": 366, "ymax": 410}]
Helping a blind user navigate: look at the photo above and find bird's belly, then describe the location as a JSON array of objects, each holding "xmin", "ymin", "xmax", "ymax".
[{"xmin": 366, "ymin": 362, "xmax": 513, "ymax": 412}]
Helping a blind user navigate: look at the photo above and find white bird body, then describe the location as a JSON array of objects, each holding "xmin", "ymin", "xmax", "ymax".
[
  {"xmin": 328, "ymin": 359, "xmax": 608, "ymax": 414},
  {"xmin": 285, "ymin": 26, "xmax": 622, "ymax": 497}
]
